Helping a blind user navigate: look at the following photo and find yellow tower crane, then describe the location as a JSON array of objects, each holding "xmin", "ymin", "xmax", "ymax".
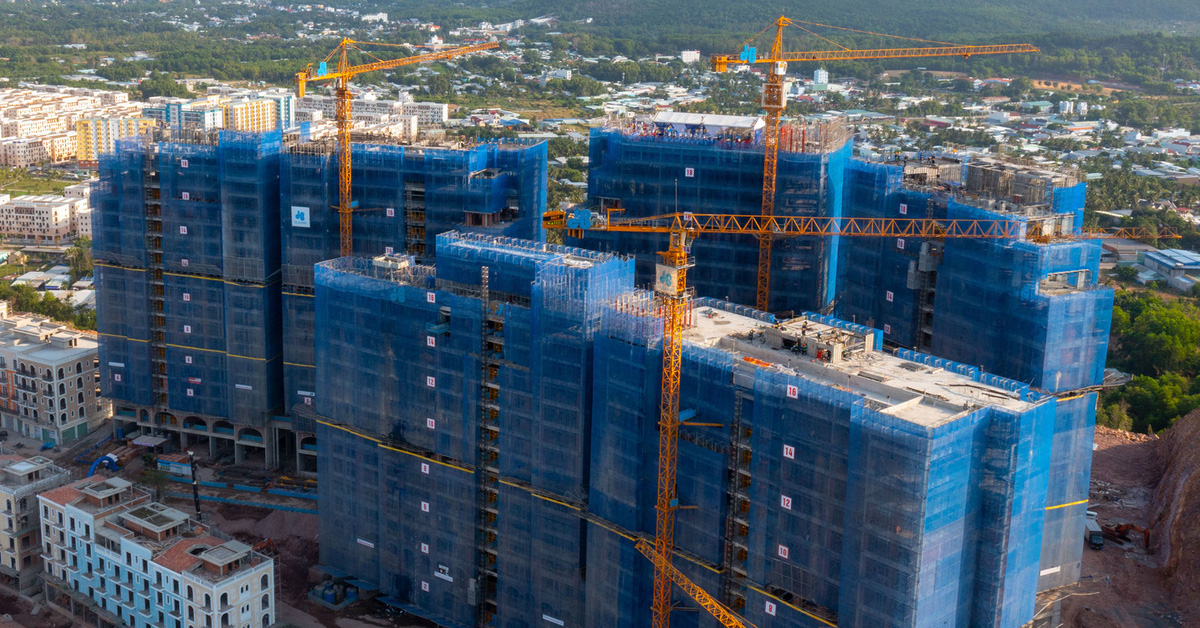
[
  {"xmin": 710, "ymin": 17, "xmax": 1040, "ymax": 311},
  {"xmin": 296, "ymin": 39, "xmax": 499, "ymax": 256},
  {"xmin": 544, "ymin": 205, "xmax": 1173, "ymax": 628}
]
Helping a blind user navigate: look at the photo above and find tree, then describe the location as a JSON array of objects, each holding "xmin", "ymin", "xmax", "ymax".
[
  {"xmin": 141, "ymin": 468, "xmax": 170, "ymax": 501},
  {"xmin": 139, "ymin": 73, "xmax": 191, "ymax": 99},
  {"xmin": 1122, "ymin": 305, "xmax": 1200, "ymax": 375},
  {"xmin": 1114, "ymin": 265, "xmax": 1138, "ymax": 281},
  {"xmin": 65, "ymin": 236, "xmax": 92, "ymax": 283}
]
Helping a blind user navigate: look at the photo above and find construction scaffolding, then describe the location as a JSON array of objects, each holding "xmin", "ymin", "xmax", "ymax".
[
  {"xmin": 280, "ymin": 140, "xmax": 548, "ymax": 419},
  {"xmin": 584, "ymin": 125, "xmax": 851, "ymax": 315},
  {"xmin": 95, "ymin": 130, "xmax": 284, "ymax": 426},
  {"xmin": 312, "ymin": 233, "xmax": 1093, "ymax": 628},
  {"xmin": 314, "ymin": 234, "xmax": 632, "ymax": 627},
  {"xmin": 834, "ymin": 157, "xmax": 1111, "ymax": 394}
]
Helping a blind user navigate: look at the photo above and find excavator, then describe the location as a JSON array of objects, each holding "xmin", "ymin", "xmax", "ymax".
[{"xmin": 1102, "ymin": 523, "xmax": 1152, "ymax": 552}]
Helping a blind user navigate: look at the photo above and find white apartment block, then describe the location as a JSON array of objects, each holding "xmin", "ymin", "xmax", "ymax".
[
  {"xmin": 0, "ymin": 87, "xmax": 142, "ymax": 166},
  {"xmin": 356, "ymin": 115, "xmax": 419, "ymax": 142},
  {"xmin": 0, "ymin": 138, "xmax": 48, "ymax": 167},
  {"xmin": 39, "ymin": 477, "xmax": 276, "ymax": 628},
  {"xmin": 0, "ymin": 303, "xmax": 105, "ymax": 444},
  {"xmin": 65, "ymin": 182, "xmax": 95, "ymax": 239},
  {"xmin": 0, "ymin": 455, "xmax": 70, "ymax": 596},
  {"xmin": 0, "ymin": 194, "xmax": 89, "ymax": 242},
  {"xmin": 297, "ymin": 93, "xmax": 412, "ymax": 120},
  {"xmin": 401, "ymin": 102, "xmax": 450, "ymax": 126}
]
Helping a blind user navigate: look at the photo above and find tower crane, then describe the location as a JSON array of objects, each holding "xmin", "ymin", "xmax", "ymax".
[
  {"xmin": 709, "ymin": 17, "xmax": 1040, "ymax": 311},
  {"xmin": 296, "ymin": 39, "xmax": 499, "ymax": 256},
  {"xmin": 544, "ymin": 205, "xmax": 1174, "ymax": 628}
]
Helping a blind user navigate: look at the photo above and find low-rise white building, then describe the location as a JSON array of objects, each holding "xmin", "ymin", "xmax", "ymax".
[
  {"xmin": 0, "ymin": 304, "xmax": 105, "ymax": 444},
  {"xmin": 0, "ymin": 194, "xmax": 89, "ymax": 243},
  {"xmin": 0, "ymin": 455, "xmax": 70, "ymax": 596},
  {"xmin": 39, "ymin": 477, "xmax": 276, "ymax": 628},
  {"xmin": 401, "ymin": 101, "xmax": 449, "ymax": 126}
]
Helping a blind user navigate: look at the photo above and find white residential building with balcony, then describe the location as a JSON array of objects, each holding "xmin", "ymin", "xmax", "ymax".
[
  {"xmin": 39, "ymin": 476, "xmax": 276, "ymax": 628},
  {"xmin": 0, "ymin": 455, "xmax": 70, "ymax": 595}
]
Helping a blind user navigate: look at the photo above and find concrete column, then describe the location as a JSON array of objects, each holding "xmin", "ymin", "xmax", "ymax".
[
  {"xmin": 208, "ymin": 436, "xmax": 216, "ymax": 459},
  {"xmin": 265, "ymin": 427, "xmax": 278, "ymax": 470},
  {"xmin": 180, "ymin": 430, "xmax": 189, "ymax": 452}
]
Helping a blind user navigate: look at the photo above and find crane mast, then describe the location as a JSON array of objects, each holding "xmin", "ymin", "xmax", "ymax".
[
  {"xmin": 547, "ymin": 204, "xmax": 1173, "ymax": 628},
  {"xmin": 710, "ymin": 16, "xmax": 1039, "ymax": 311},
  {"xmin": 296, "ymin": 39, "xmax": 499, "ymax": 256}
]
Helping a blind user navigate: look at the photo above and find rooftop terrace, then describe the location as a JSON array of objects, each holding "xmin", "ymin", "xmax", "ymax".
[{"xmin": 683, "ymin": 305, "xmax": 1037, "ymax": 428}]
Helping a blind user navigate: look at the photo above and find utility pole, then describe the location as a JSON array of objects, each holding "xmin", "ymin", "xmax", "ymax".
[{"xmin": 187, "ymin": 450, "xmax": 202, "ymax": 521}]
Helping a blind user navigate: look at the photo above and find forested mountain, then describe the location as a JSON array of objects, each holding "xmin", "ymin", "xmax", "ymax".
[{"xmin": 371, "ymin": 0, "xmax": 1200, "ymax": 41}]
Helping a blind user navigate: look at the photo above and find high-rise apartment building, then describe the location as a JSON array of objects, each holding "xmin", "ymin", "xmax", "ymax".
[
  {"xmin": 76, "ymin": 117, "xmax": 156, "ymax": 166},
  {"xmin": 312, "ymin": 232, "xmax": 1094, "ymax": 628},
  {"xmin": 94, "ymin": 129, "xmax": 546, "ymax": 471},
  {"xmin": 222, "ymin": 99, "xmax": 277, "ymax": 133}
]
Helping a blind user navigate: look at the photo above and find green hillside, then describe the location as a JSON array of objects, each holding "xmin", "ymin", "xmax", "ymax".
[{"xmin": 375, "ymin": 0, "xmax": 1200, "ymax": 42}]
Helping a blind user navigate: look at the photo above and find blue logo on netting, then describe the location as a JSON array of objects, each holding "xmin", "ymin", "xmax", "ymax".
[{"xmin": 740, "ymin": 45, "xmax": 757, "ymax": 64}]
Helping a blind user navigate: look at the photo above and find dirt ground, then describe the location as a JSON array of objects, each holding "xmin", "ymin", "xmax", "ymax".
[
  {"xmin": 1030, "ymin": 79, "xmax": 1121, "ymax": 96},
  {"xmin": 1047, "ymin": 427, "xmax": 1185, "ymax": 627},
  {"xmin": 160, "ymin": 499, "xmax": 430, "ymax": 628},
  {"xmin": 0, "ymin": 595, "xmax": 72, "ymax": 628}
]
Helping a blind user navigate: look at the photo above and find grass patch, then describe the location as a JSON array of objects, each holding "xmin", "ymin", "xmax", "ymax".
[{"xmin": 0, "ymin": 168, "xmax": 76, "ymax": 196}]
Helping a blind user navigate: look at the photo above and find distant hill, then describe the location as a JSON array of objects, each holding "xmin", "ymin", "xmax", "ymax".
[{"xmin": 382, "ymin": 0, "xmax": 1200, "ymax": 42}]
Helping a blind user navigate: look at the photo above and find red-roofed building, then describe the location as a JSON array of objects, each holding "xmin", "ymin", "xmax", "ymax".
[{"xmin": 37, "ymin": 479, "xmax": 275, "ymax": 628}]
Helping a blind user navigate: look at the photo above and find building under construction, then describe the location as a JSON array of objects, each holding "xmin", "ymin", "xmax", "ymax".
[
  {"xmin": 313, "ymin": 232, "xmax": 1094, "ymax": 628},
  {"xmin": 586, "ymin": 113, "xmax": 1110, "ymax": 394},
  {"xmin": 92, "ymin": 119, "xmax": 1104, "ymax": 628},
  {"xmin": 94, "ymin": 129, "xmax": 547, "ymax": 468},
  {"xmin": 586, "ymin": 114, "xmax": 853, "ymax": 313}
]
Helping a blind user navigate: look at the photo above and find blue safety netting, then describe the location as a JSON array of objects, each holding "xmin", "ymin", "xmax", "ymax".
[
  {"xmin": 1037, "ymin": 393, "xmax": 1097, "ymax": 591},
  {"xmin": 95, "ymin": 131, "xmax": 284, "ymax": 424},
  {"xmin": 931, "ymin": 200, "xmax": 1112, "ymax": 392},
  {"xmin": 93, "ymin": 141, "xmax": 149, "ymax": 268},
  {"xmin": 95, "ymin": 264, "xmax": 153, "ymax": 406},
  {"xmin": 219, "ymin": 130, "xmax": 282, "ymax": 282},
  {"xmin": 314, "ymin": 233, "xmax": 633, "ymax": 627},
  {"xmin": 280, "ymin": 141, "xmax": 548, "ymax": 419},
  {"xmin": 835, "ymin": 159, "xmax": 948, "ymax": 349},
  {"xmin": 584, "ymin": 127, "xmax": 850, "ymax": 313}
]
